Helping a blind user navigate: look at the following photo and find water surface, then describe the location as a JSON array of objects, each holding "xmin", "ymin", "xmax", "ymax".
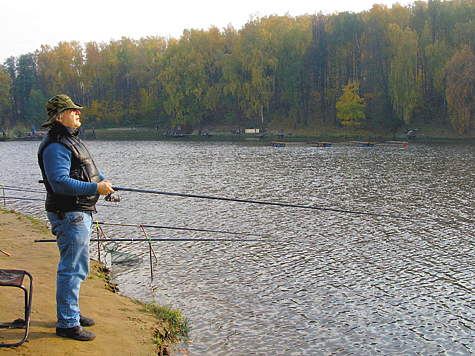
[{"xmin": 1, "ymin": 140, "xmax": 474, "ymax": 355}]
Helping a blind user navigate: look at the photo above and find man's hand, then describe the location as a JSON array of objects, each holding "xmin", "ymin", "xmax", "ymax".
[{"xmin": 97, "ymin": 180, "xmax": 115, "ymax": 195}]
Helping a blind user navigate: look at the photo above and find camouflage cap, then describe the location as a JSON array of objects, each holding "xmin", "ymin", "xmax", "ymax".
[{"xmin": 42, "ymin": 94, "xmax": 84, "ymax": 128}]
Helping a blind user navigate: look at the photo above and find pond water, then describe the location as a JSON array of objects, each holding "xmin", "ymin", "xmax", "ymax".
[{"xmin": 1, "ymin": 139, "xmax": 474, "ymax": 355}]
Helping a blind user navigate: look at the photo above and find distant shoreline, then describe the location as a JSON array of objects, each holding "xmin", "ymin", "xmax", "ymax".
[
  {"xmin": 2, "ymin": 124, "xmax": 474, "ymax": 143},
  {"xmin": 66, "ymin": 129, "xmax": 475, "ymax": 143}
]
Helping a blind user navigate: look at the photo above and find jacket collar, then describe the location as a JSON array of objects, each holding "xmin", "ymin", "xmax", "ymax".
[{"xmin": 51, "ymin": 122, "xmax": 81, "ymax": 138}]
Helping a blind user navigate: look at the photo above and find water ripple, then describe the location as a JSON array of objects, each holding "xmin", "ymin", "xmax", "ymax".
[{"xmin": 1, "ymin": 140, "xmax": 475, "ymax": 355}]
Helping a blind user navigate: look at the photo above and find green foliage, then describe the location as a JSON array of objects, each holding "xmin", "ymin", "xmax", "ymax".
[
  {"xmin": 142, "ymin": 301, "xmax": 190, "ymax": 340},
  {"xmin": 2, "ymin": 2, "xmax": 475, "ymax": 135},
  {"xmin": 25, "ymin": 90, "xmax": 47, "ymax": 127},
  {"xmin": 0, "ymin": 66, "xmax": 11, "ymax": 124},
  {"xmin": 160, "ymin": 31, "xmax": 212, "ymax": 125},
  {"xmin": 388, "ymin": 24, "xmax": 421, "ymax": 125}
]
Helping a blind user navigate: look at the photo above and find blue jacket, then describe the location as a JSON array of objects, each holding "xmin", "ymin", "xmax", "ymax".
[{"xmin": 38, "ymin": 124, "xmax": 105, "ymax": 212}]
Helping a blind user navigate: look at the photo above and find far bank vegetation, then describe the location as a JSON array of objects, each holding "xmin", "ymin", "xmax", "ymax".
[{"xmin": 1, "ymin": 0, "xmax": 475, "ymax": 137}]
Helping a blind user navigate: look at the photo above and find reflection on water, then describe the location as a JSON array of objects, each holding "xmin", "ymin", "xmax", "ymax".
[{"xmin": 1, "ymin": 140, "xmax": 475, "ymax": 355}]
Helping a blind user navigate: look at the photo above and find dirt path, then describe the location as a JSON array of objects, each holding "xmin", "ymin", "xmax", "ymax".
[{"xmin": 0, "ymin": 209, "xmax": 168, "ymax": 355}]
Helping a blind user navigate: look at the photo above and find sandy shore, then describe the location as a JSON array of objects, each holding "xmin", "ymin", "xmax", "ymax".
[{"xmin": 0, "ymin": 209, "xmax": 170, "ymax": 355}]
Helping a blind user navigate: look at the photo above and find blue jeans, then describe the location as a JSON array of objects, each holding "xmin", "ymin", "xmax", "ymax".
[{"xmin": 47, "ymin": 211, "xmax": 92, "ymax": 329}]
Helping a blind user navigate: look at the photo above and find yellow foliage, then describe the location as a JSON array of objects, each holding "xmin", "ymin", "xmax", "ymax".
[{"xmin": 336, "ymin": 81, "xmax": 366, "ymax": 129}]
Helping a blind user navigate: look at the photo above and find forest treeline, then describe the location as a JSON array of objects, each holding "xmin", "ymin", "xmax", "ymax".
[{"xmin": 2, "ymin": 0, "xmax": 475, "ymax": 135}]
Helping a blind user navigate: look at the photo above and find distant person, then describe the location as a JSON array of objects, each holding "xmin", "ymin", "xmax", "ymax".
[
  {"xmin": 38, "ymin": 94, "xmax": 115, "ymax": 341},
  {"xmin": 2, "ymin": 129, "xmax": 6, "ymax": 138},
  {"xmin": 31, "ymin": 125, "xmax": 36, "ymax": 138}
]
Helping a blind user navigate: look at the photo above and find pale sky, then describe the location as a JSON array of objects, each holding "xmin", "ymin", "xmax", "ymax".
[{"xmin": 1, "ymin": 0, "xmax": 405, "ymax": 64}]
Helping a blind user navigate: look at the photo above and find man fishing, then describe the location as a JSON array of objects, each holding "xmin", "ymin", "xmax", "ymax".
[{"xmin": 37, "ymin": 94, "xmax": 115, "ymax": 341}]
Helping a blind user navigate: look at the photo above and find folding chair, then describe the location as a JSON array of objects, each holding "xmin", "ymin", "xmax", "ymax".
[{"xmin": 0, "ymin": 269, "xmax": 33, "ymax": 347}]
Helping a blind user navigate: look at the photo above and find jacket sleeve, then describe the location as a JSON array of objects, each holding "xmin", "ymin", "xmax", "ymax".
[
  {"xmin": 98, "ymin": 169, "xmax": 107, "ymax": 182},
  {"xmin": 43, "ymin": 143, "xmax": 98, "ymax": 196}
]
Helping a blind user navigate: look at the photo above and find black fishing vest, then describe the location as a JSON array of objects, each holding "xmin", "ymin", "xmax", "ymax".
[{"xmin": 38, "ymin": 123, "xmax": 101, "ymax": 213}]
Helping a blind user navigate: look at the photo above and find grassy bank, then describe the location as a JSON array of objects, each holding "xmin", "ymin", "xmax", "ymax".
[{"xmin": 83, "ymin": 121, "xmax": 475, "ymax": 142}]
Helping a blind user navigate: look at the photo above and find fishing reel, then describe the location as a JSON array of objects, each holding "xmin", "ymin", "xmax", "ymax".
[{"xmin": 105, "ymin": 193, "xmax": 121, "ymax": 204}]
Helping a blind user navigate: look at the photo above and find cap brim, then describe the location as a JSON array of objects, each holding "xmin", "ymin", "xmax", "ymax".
[
  {"xmin": 62, "ymin": 102, "xmax": 83, "ymax": 111},
  {"xmin": 42, "ymin": 102, "xmax": 84, "ymax": 128}
]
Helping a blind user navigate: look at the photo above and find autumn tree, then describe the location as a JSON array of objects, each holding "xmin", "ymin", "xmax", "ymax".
[
  {"xmin": 82, "ymin": 41, "xmax": 102, "ymax": 104},
  {"xmin": 336, "ymin": 81, "xmax": 366, "ymax": 129},
  {"xmin": 272, "ymin": 15, "xmax": 312, "ymax": 126},
  {"xmin": 441, "ymin": 45, "xmax": 475, "ymax": 134},
  {"xmin": 326, "ymin": 12, "xmax": 365, "ymax": 97},
  {"xmin": 424, "ymin": 40, "xmax": 455, "ymax": 124},
  {"xmin": 236, "ymin": 16, "xmax": 276, "ymax": 125},
  {"xmin": 0, "ymin": 65, "xmax": 11, "ymax": 126},
  {"xmin": 189, "ymin": 27, "xmax": 225, "ymax": 123},
  {"xmin": 36, "ymin": 45, "xmax": 61, "ymax": 96},
  {"xmin": 388, "ymin": 24, "xmax": 422, "ymax": 125},
  {"xmin": 221, "ymin": 25, "xmax": 246, "ymax": 126},
  {"xmin": 52, "ymin": 41, "xmax": 84, "ymax": 99},
  {"xmin": 305, "ymin": 14, "xmax": 329, "ymax": 122},
  {"xmin": 360, "ymin": 4, "xmax": 395, "ymax": 129},
  {"xmin": 160, "ymin": 32, "xmax": 209, "ymax": 125},
  {"xmin": 131, "ymin": 36, "xmax": 168, "ymax": 120}
]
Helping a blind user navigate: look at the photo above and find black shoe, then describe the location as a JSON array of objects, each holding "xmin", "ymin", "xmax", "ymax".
[
  {"xmin": 79, "ymin": 315, "xmax": 95, "ymax": 327},
  {"xmin": 56, "ymin": 325, "xmax": 96, "ymax": 341}
]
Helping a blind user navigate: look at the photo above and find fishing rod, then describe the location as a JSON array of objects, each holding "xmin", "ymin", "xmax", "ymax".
[
  {"xmin": 95, "ymin": 221, "xmax": 262, "ymax": 237},
  {"xmin": 2, "ymin": 184, "xmax": 46, "ymax": 208},
  {"xmin": 1, "ymin": 185, "xmax": 45, "ymax": 194},
  {"xmin": 1, "ymin": 196, "xmax": 45, "ymax": 201},
  {"xmin": 35, "ymin": 237, "xmax": 270, "ymax": 243},
  {"xmin": 35, "ymin": 180, "xmax": 420, "ymax": 220},
  {"xmin": 112, "ymin": 186, "xmax": 417, "ymax": 221}
]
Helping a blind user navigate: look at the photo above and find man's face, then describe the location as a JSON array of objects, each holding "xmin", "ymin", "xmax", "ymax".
[{"xmin": 58, "ymin": 109, "xmax": 81, "ymax": 129}]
